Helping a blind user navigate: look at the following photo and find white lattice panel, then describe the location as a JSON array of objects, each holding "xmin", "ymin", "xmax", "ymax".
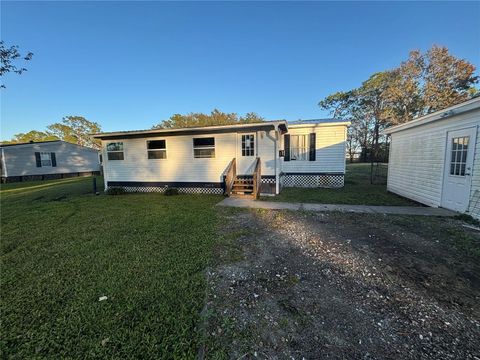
[{"xmin": 283, "ymin": 174, "xmax": 344, "ymax": 188}]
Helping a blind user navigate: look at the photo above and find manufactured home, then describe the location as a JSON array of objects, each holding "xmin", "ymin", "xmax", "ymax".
[
  {"xmin": 385, "ymin": 97, "xmax": 480, "ymax": 218},
  {"xmin": 93, "ymin": 119, "xmax": 350, "ymax": 197},
  {"xmin": 0, "ymin": 140, "xmax": 100, "ymax": 183}
]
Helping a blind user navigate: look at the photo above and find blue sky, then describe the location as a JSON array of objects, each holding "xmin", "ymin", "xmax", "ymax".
[{"xmin": 1, "ymin": 1, "xmax": 479, "ymax": 139}]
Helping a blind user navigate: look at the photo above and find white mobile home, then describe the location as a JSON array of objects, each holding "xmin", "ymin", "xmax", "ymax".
[
  {"xmin": 0, "ymin": 140, "xmax": 100, "ymax": 183},
  {"xmin": 385, "ymin": 97, "xmax": 480, "ymax": 218},
  {"xmin": 93, "ymin": 119, "xmax": 349, "ymax": 197}
]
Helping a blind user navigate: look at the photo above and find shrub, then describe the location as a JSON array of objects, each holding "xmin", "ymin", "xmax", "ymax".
[
  {"xmin": 164, "ymin": 187, "xmax": 179, "ymax": 196},
  {"xmin": 106, "ymin": 187, "xmax": 126, "ymax": 195}
]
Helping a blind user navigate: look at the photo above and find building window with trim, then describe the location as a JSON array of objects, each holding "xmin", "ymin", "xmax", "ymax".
[
  {"xmin": 107, "ymin": 142, "xmax": 124, "ymax": 160},
  {"xmin": 40, "ymin": 152, "xmax": 53, "ymax": 166},
  {"xmin": 241, "ymin": 134, "xmax": 255, "ymax": 156},
  {"xmin": 450, "ymin": 136, "xmax": 469, "ymax": 176},
  {"xmin": 193, "ymin": 137, "xmax": 215, "ymax": 158},
  {"xmin": 290, "ymin": 135, "xmax": 309, "ymax": 161},
  {"xmin": 147, "ymin": 140, "xmax": 167, "ymax": 159}
]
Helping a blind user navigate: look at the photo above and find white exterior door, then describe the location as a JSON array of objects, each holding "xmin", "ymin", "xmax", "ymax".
[
  {"xmin": 237, "ymin": 133, "xmax": 256, "ymax": 175},
  {"xmin": 441, "ymin": 127, "xmax": 477, "ymax": 212}
]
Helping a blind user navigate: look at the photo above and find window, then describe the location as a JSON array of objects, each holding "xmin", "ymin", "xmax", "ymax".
[
  {"xmin": 40, "ymin": 152, "xmax": 52, "ymax": 167},
  {"xmin": 290, "ymin": 135, "xmax": 309, "ymax": 161},
  {"xmin": 450, "ymin": 136, "xmax": 469, "ymax": 176},
  {"xmin": 193, "ymin": 137, "xmax": 215, "ymax": 158},
  {"xmin": 241, "ymin": 134, "xmax": 255, "ymax": 156},
  {"xmin": 107, "ymin": 142, "xmax": 124, "ymax": 160},
  {"xmin": 147, "ymin": 140, "xmax": 166, "ymax": 159}
]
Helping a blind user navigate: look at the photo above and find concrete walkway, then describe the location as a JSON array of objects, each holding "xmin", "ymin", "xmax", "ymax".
[{"xmin": 218, "ymin": 197, "xmax": 457, "ymax": 216}]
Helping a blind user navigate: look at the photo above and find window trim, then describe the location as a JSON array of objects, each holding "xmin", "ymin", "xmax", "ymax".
[
  {"xmin": 106, "ymin": 142, "xmax": 124, "ymax": 161},
  {"xmin": 289, "ymin": 134, "xmax": 310, "ymax": 161},
  {"xmin": 146, "ymin": 140, "xmax": 167, "ymax": 160},
  {"xmin": 193, "ymin": 137, "xmax": 215, "ymax": 159}
]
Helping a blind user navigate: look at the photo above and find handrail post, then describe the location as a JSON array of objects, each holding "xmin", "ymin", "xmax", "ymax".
[
  {"xmin": 252, "ymin": 157, "xmax": 261, "ymax": 199},
  {"xmin": 223, "ymin": 158, "xmax": 236, "ymax": 196}
]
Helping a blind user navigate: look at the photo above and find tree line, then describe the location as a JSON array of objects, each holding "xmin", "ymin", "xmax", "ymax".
[
  {"xmin": 3, "ymin": 41, "xmax": 478, "ymax": 160},
  {"xmin": 2, "ymin": 110, "xmax": 264, "ymax": 149},
  {"xmin": 319, "ymin": 45, "xmax": 479, "ymax": 162}
]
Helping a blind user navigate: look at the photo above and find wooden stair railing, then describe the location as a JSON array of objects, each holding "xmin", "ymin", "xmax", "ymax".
[
  {"xmin": 252, "ymin": 157, "xmax": 261, "ymax": 199},
  {"xmin": 223, "ymin": 158, "xmax": 236, "ymax": 196}
]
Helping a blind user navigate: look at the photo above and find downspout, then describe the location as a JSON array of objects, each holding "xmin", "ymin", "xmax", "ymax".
[
  {"xmin": 266, "ymin": 126, "xmax": 279, "ymax": 195},
  {"xmin": 100, "ymin": 142, "xmax": 108, "ymax": 191}
]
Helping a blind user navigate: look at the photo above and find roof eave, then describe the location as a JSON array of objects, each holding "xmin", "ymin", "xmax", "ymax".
[{"xmin": 92, "ymin": 121, "xmax": 288, "ymax": 140}]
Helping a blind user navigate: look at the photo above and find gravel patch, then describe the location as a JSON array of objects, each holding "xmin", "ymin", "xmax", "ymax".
[{"xmin": 204, "ymin": 209, "xmax": 480, "ymax": 359}]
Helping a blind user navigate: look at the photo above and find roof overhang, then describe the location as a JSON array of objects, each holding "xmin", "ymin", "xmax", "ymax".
[
  {"xmin": 92, "ymin": 121, "xmax": 288, "ymax": 140},
  {"xmin": 383, "ymin": 97, "xmax": 480, "ymax": 135},
  {"xmin": 288, "ymin": 119, "xmax": 350, "ymax": 128}
]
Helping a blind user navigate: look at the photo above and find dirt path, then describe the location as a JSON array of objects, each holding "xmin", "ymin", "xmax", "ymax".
[{"xmin": 204, "ymin": 208, "xmax": 480, "ymax": 359}]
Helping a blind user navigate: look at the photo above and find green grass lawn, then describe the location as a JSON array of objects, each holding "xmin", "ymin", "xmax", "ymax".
[
  {"xmin": 266, "ymin": 163, "xmax": 418, "ymax": 206},
  {"xmin": 1, "ymin": 177, "xmax": 222, "ymax": 359}
]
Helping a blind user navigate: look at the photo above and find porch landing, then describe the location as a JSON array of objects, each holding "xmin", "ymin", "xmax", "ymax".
[{"xmin": 217, "ymin": 198, "xmax": 457, "ymax": 216}]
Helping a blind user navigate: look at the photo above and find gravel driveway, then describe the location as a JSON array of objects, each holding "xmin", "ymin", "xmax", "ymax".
[{"xmin": 203, "ymin": 208, "xmax": 480, "ymax": 359}]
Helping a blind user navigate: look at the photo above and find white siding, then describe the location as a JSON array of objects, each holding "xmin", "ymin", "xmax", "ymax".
[
  {"xmin": 281, "ymin": 124, "xmax": 347, "ymax": 173},
  {"xmin": 387, "ymin": 109, "xmax": 480, "ymax": 210},
  {"xmin": 2, "ymin": 141, "xmax": 99, "ymax": 177},
  {"xmin": 102, "ymin": 131, "xmax": 277, "ymax": 184},
  {"xmin": 468, "ymin": 125, "xmax": 480, "ymax": 218}
]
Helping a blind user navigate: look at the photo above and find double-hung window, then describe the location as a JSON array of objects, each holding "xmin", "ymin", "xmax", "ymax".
[
  {"xmin": 147, "ymin": 140, "xmax": 167, "ymax": 159},
  {"xmin": 241, "ymin": 134, "xmax": 255, "ymax": 156},
  {"xmin": 193, "ymin": 137, "xmax": 215, "ymax": 158},
  {"xmin": 106, "ymin": 142, "xmax": 124, "ymax": 160},
  {"xmin": 290, "ymin": 135, "xmax": 309, "ymax": 161},
  {"xmin": 40, "ymin": 152, "xmax": 52, "ymax": 167}
]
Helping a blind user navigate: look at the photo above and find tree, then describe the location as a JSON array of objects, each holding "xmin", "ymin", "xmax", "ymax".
[
  {"xmin": 5, "ymin": 130, "xmax": 58, "ymax": 144},
  {"xmin": 382, "ymin": 50, "xmax": 425, "ymax": 125},
  {"xmin": 319, "ymin": 72, "xmax": 392, "ymax": 162},
  {"xmin": 47, "ymin": 116, "xmax": 101, "ymax": 149},
  {"xmin": 0, "ymin": 41, "xmax": 33, "ymax": 88},
  {"xmin": 319, "ymin": 45, "xmax": 479, "ymax": 162},
  {"xmin": 153, "ymin": 109, "xmax": 264, "ymax": 129},
  {"xmin": 423, "ymin": 45, "xmax": 478, "ymax": 112}
]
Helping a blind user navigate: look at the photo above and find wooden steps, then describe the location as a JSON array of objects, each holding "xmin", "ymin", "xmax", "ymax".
[{"xmin": 231, "ymin": 178, "xmax": 254, "ymax": 196}]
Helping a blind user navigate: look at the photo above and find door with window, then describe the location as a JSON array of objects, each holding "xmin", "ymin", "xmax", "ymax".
[
  {"xmin": 237, "ymin": 133, "xmax": 255, "ymax": 174},
  {"xmin": 441, "ymin": 127, "xmax": 476, "ymax": 212}
]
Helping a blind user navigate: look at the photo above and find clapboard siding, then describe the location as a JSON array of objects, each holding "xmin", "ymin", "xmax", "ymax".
[
  {"xmin": 1, "ymin": 141, "xmax": 99, "ymax": 177},
  {"xmin": 281, "ymin": 124, "xmax": 347, "ymax": 173},
  {"xmin": 103, "ymin": 131, "xmax": 277, "ymax": 184},
  {"xmin": 387, "ymin": 109, "xmax": 480, "ymax": 210},
  {"xmin": 468, "ymin": 125, "xmax": 480, "ymax": 218}
]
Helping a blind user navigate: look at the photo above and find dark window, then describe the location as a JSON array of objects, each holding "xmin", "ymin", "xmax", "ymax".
[
  {"xmin": 193, "ymin": 137, "xmax": 215, "ymax": 147},
  {"xmin": 107, "ymin": 142, "xmax": 124, "ymax": 160},
  {"xmin": 147, "ymin": 140, "xmax": 166, "ymax": 159},
  {"xmin": 193, "ymin": 137, "xmax": 215, "ymax": 158},
  {"xmin": 241, "ymin": 134, "xmax": 255, "ymax": 156},
  {"xmin": 107, "ymin": 152, "xmax": 124, "ymax": 161}
]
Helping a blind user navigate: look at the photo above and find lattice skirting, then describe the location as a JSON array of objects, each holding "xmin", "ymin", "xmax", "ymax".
[
  {"xmin": 106, "ymin": 181, "xmax": 224, "ymax": 194},
  {"xmin": 282, "ymin": 173, "xmax": 344, "ymax": 188},
  {"xmin": 117, "ymin": 186, "xmax": 224, "ymax": 194}
]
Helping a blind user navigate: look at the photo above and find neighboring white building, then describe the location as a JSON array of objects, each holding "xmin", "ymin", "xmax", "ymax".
[
  {"xmin": 0, "ymin": 140, "xmax": 100, "ymax": 183},
  {"xmin": 92, "ymin": 119, "xmax": 350, "ymax": 196},
  {"xmin": 384, "ymin": 97, "xmax": 480, "ymax": 218}
]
